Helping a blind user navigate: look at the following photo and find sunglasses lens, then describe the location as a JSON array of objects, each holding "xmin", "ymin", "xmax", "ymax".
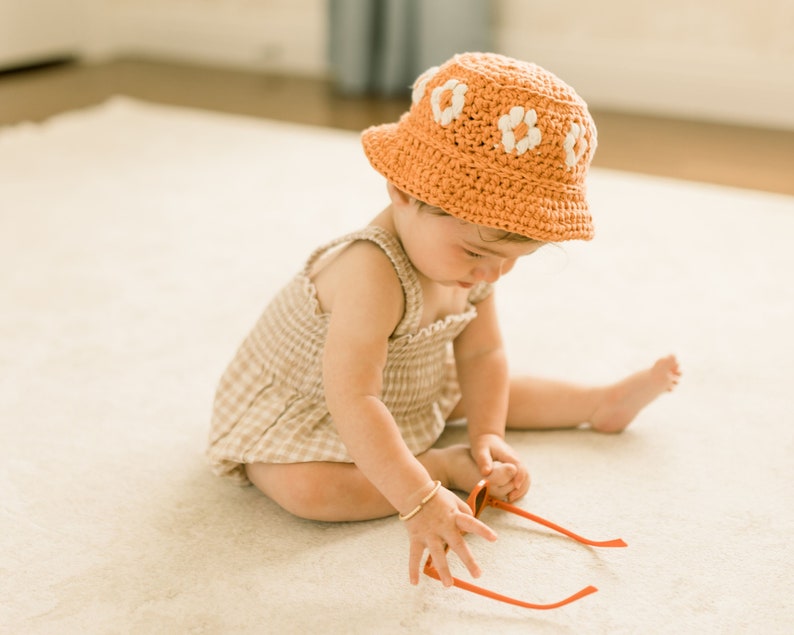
[{"xmin": 474, "ymin": 487, "xmax": 487, "ymax": 517}]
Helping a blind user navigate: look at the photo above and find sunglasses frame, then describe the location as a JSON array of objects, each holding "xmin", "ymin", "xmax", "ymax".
[{"xmin": 423, "ymin": 479, "xmax": 627, "ymax": 610}]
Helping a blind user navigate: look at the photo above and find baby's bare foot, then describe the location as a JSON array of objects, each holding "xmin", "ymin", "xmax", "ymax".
[
  {"xmin": 480, "ymin": 463, "xmax": 519, "ymax": 500},
  {"xmin": 435, "ymin": 445, "xmax": 517, "ymax": 498},
  {"xmin": 590, "ymin": 355, "xmax": 682, "ymax": 433}
]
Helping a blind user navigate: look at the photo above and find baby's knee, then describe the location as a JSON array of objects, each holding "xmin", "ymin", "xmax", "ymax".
[
  {"xmin": 246, "ymin": 462, "xmax": 334, "ymax": 520},
  {"xmin": 278, "ymin": 480, "xmax": 335, "ymax": 520}
]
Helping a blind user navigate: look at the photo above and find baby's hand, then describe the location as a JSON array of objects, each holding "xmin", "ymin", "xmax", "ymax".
[
  {"xmin": 404, "ymin": 485, "xmax": 497, "ymax": 587},
  {"xmin": 471, "ymin": 434, "xmax": 530, "ymax": 502}
]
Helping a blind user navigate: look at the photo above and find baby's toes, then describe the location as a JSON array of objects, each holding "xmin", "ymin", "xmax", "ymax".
[{"xmin": 486, "ymin": 462, "xmax": 518, "ymax": 498}]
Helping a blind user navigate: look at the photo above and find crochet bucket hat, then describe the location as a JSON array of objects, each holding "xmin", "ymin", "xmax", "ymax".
[{"xmin": 361, "ymin": 53, "xmax": 597, "ymax": 242}]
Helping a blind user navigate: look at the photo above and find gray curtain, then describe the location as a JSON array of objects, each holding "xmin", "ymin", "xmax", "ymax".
[{"xmin": 329, "ymin": 0, "xmax": 492, "ymax": 95}]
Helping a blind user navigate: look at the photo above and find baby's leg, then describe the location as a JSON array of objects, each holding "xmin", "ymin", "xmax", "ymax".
[
  {"xmin": 246, "ymin": 460, "xmax": 391, "ymax": 521},
  {"xmin": 245, "ymin": 446, "xmax": 517, "ymax": 522},
  {"xmin": 507, "ymin": 355, "xmax": 681, "ymax": 433}
]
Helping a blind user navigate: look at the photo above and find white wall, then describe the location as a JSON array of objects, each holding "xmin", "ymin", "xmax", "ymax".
[
  {"xmin": 8, "ymin": 0, "xmax": 792, "ymax": 130},
  {"xmin": 0, "ymin": 0, "xmax": 82, "ymax": 68},
  {"xmin": 80, "ymin": 0, "xmax": 327, "ymax": 76},
  {"xmin": 493, "ymin": 0, "xmax": 794, "ymax": 130}
]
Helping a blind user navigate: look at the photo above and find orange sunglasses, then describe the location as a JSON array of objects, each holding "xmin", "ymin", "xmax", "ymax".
[{"xmin": 423, "ymin": 479, "xmax": 627, "ymax": 610}]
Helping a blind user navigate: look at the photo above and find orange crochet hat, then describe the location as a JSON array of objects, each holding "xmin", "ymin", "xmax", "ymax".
[{"xmin": 361, "ymin": 52, "xmax": 597, "ymax": 242}]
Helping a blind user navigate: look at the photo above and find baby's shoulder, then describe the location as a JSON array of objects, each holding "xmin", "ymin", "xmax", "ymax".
[
  {"xmin": 312, "ymin": 236, "xmax": 399, "ymax": 283},
  {"xmin": 310, "ymin": 237, "xmax": 404, "ymax": 317}
]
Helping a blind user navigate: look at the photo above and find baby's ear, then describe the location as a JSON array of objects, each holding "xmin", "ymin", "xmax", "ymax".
[{"xmin": 386, "ymin": 181, "xmax": 413, "ymax": 206}]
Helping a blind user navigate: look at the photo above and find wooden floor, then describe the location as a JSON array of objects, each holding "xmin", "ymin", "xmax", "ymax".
[{"xmin": 1, "ymin": 57, "xmax": 792, "ymax": 196}]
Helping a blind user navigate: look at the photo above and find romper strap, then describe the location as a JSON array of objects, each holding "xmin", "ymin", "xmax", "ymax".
[{"xmin": 303, "ymin": 226, "xmax": 423, "ymax": 336}]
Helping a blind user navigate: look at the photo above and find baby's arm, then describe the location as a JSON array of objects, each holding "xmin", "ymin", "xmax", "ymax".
[
  {"xmin": 454, "ymin": 292, "xmax": 530, "ymax": 501},
  {"xmin": 320, "ymin": 241, "xmax": 495, "ymax": 585},
  {"xmin": 321, "ymin": 241, "xmax": 428, "ymax": 510}
]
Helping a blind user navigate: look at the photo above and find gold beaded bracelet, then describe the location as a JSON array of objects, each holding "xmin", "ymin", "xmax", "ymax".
[{"xmin": 398, "ymin": 480, "xmax": 442, "ymax": 521}]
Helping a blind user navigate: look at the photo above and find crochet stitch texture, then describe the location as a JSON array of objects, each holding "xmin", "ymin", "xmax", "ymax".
[{"xmin": 361, "ymin": 52, "xmax": 597, "ymax": 242}]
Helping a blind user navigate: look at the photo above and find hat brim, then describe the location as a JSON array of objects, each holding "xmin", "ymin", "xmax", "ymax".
[{"xmin": 361, "ymin": 120, "xmax": 594, "ymax": 242}]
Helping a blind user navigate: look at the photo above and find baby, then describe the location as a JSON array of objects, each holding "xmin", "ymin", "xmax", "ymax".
[{"xmin": 207, "ymin": 52, "xmax": 681, "ymax": 587}]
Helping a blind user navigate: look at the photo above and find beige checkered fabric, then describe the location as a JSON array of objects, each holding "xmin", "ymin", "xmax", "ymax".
[{"xmin": 207, "ymin": 226, "xmax": 492, "ymax": 485}]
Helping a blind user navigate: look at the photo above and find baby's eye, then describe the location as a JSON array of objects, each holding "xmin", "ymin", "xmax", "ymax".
[{"xmin": 464, "ymin": 249, "xmax": 484, "ymax": 259}]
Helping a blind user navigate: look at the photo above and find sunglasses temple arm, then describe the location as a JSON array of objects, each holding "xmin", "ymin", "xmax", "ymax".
[
  {"xmin": 423, "ymin": 565, "xmax": 598, "ymax": 610},
  {"xmin": 488, "ymin": 499, "xmax": 628, "ymax": 548}
]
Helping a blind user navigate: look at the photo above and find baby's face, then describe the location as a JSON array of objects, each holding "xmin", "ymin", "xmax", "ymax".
[{"xmin": 401, "ymin": 208, "xmax": 542, "ymax": 289}]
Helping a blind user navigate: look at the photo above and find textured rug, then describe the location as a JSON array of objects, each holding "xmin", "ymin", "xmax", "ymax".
[{"xmin": 1, "ymin": 97, "xmax": 792, "ymax": 634}]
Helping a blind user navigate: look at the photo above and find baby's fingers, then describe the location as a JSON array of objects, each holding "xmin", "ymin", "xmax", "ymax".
[
  {"xmin": 445, "ymin": 512, "xmax": 497, "ymax": 582},
  {"xmin": 472, "ymin": 445, "xmax": 494, "ymax": 476},
  {"xmin": 508, "ymin": 467, "xmax": 531, "ymax": 502},
  {"xmin": 408, "ymin": 540, "xmax": 424, "ymax": 585},
  {"xmin": 456, "ymin": 508, "xmax": 498, "ymax": 543},
  {"xmin": 445, "ymin": 531, "xmax": 482, "ymax": 581},
  {"xmin": 426, "ymin": 539, "xmax": 455, "ymax": 587}
]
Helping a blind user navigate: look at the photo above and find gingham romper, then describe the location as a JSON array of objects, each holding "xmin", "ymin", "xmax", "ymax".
[{"xmin": 207, "ymin": 226, "xmax": 492, "ymax": 485}]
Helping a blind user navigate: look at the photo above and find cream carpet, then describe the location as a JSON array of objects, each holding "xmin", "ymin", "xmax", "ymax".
[{"xmin": 1, "ymin": 97, "xmax": 792, "ymax": 634}]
